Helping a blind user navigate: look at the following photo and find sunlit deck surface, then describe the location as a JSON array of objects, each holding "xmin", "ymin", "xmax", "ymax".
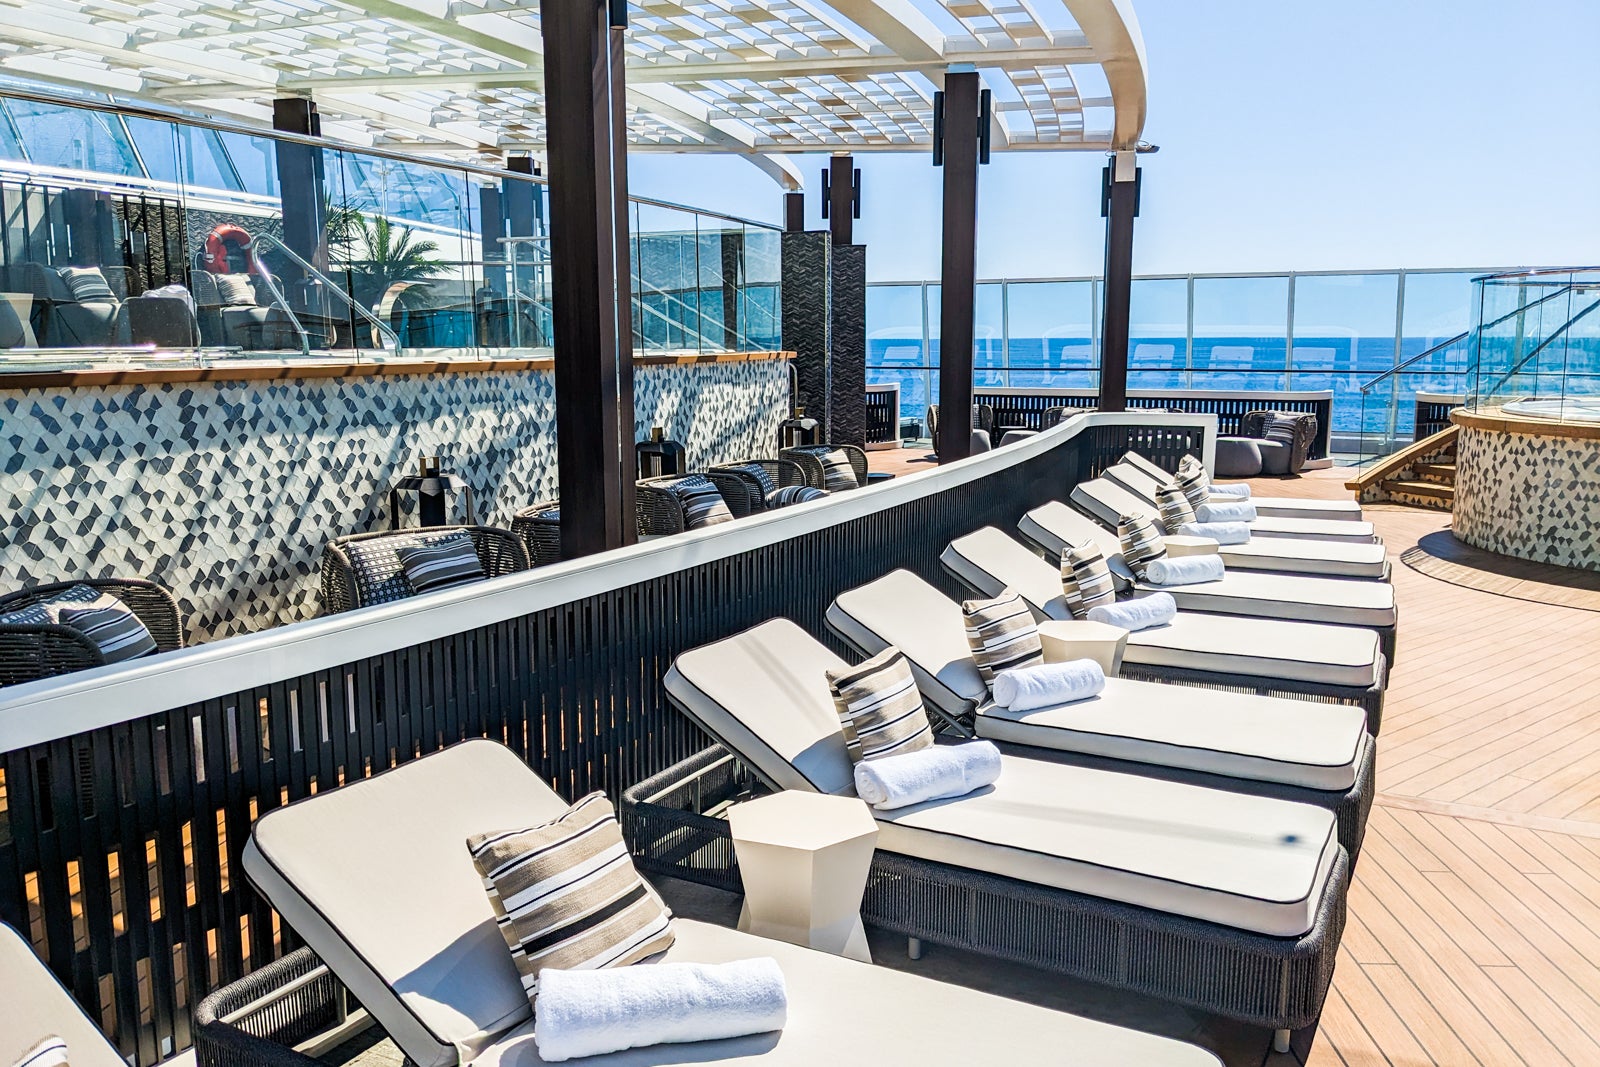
[{"xmin": 334, "ymin": 452, "xmax": 1600, "ymax": 1067}]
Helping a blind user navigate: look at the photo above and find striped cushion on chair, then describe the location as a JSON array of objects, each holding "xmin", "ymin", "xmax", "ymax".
[
  {"xmin": 0, "ymin": 584, "xmax": 157, "ymax": 663},
  {"xmin": 663, "ymin": 475, "xmax": 735, "ymax": 529},
  {"xmin": 817, "ymin": 449, "xmax": 861, "ymax": 491},
  {"xmin": 962, "ymin": 590, "xmax": 1044, "ymax": 684},
  {"xmin": 468, "ymin": 792, "xmax": 675, "ymax": 1000},
  {"xmin": 59, "ymin": 266, "xmax": 115, "ymax": 302},
  {"xmin": 1118, "ymin": 513, "xmax": 1168, "ymax": 581},
  {"xmin": 1265, "ymin": 413, "xmax": 1303, "ymax": 447},
  {"xmin": 765, "ymin": 485, "xmax": 827, "ymax": 508},
  {"xmin": 1060, "ymin": 543, "xmax": 1117, "ymax": 619},
  {"xmin": 826, "ymin": 646, "xmax": 935, "ymax": 763},
  {"xmin": 1155, "ymin": 481, "xmax": 1197, "ymax": 534},
  {"xmin": 1175, "ymin": 465, "xmax": 1210, "ymax": 510},
  {"xmin": 395, "ymin": 533, "xmax": 485, "ymax": 594}
]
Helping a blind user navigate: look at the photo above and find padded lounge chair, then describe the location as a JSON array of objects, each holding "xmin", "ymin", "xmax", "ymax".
[
  {"xmin": 942, "ymin": 527, "xmax": 1387, "ymax": 729},
  {"xmin": 1053, "ymin": 479, "xmax": 1388, "ymax": 579},
  {"xmin": 1119, "ymin": 451, "xmax": 1365, "ymax": 523},
  {"xmin": 663, "ymin": 620, "xmax": 1348, "ymax": 1043},
  {"xmin": 825, "ymin": 570, "xmax": 1373, "ymax": 857},
  {"xmin": 227, "ymin": 739, "xmax": 1220, "ymax": 1067},
  {"xmin": 1076, "ymin": 475, "xmax": 1376, "ymax": 544},
  {"xmin": 1016, "ymin": 505, "xmax": 1399, "ymax": 663},
  {"xmin": 1, "ymin": 923, "xmax": 128, "ymax": 1067}
]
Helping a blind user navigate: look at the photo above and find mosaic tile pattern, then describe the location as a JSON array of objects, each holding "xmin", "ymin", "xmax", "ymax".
[
  {"xmin": 0, "ymin": 360, "xmax": 787, "ymax": 642},
  {"xmin": 1454, "ymin": 425, "xmax": 1600, "ymax": 572}
]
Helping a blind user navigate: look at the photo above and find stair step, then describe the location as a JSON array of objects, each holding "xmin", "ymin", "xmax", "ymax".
[
  {"xmin": 1415, "ymin": 462, "xmax": 1456, "ymax": 483},
  {"xmin": 1383, "ymin": 478, "xmax": 1455, "ymax": 502}
]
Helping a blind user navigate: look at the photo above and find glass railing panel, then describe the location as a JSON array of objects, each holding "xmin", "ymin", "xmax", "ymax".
[
  {"xmin": 975, "ymin": 280, "xmax": 1004, "ymax": 377},
  {"xmin": 1002, "ymin": 279, "xmax": 1097, "ymax": 390},
  {"xmin": 867, "ymin": 282, "xmax": 929, "ymax": 424},
  {"xmin": 1192, "ymin": 275, "xmax": 1288, "ymax": 389},
  {"xmin": 1466, "ymin": 268, "xmax": 1600, "ymax": 426},
  {"xmin": 741, "ymin": 225, "xmax": 782, "ymax": 351},
  {"xmin": 634, "ymin": 201, "xmax": 707, "ymax": 352},
  {"xmin": 1129, "ymin": 277, "xmax": 1186, "ymax": 384}
]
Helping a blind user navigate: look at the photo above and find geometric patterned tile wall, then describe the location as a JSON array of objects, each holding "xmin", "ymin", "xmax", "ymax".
[
  {"xmin": 1453, "ymin": 424, "xmax": 1600, "ymax": 573},
  {"xmin": 0, "ymin": 359, "xmax": 788, "ymax": 642}
]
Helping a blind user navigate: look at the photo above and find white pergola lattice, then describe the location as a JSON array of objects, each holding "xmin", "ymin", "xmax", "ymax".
[{"xmin": 0, "ymin": 0, "xmax": 1147, "ymax": 187}]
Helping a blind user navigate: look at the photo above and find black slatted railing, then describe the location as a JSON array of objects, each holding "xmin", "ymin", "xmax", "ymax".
[{"xmin": 0, "ymin": 417, "xmax": 1206, "ymax": 1067}]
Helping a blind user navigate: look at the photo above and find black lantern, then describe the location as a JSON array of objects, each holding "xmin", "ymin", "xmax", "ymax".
[
  {"xmin": 777, "ymin": 406, "xmax": 821, "ymax": 450},
  {"xmin": 636, "ymin": 426, "xmax": 687, "ymax": 480},
  {"xmin": 390, "ymin": 456, "xmax": 475, "ymax": 529}
]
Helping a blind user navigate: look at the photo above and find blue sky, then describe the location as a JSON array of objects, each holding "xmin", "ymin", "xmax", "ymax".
[{"xmin": 627, "ymin": 0, "xmax": 1600, "ymax": 282}]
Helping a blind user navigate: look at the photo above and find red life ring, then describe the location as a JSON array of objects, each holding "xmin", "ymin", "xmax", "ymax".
[{"xmin": 202, "ymin": 224, "xmax": 257, "ymax": 274}]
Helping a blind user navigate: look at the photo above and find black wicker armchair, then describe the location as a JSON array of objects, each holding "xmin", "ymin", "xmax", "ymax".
[
  {"xmin": 510, "ymin": 500, "xmax": 563, "ymax": 565},
  {"xmin": 320, "ymin": 526, "xmax": 530, "ymax": 615},
  {"xmin": 0, "ymin": 578, "xmax": 183, "ymax": 686},
  {"xmin": 925, "ymin": 403, "xmax": 996, "ymax": 441},
  {"xmin": 705, "ymin": 458, "xmax": 808, "ymax": 514},
  {"xmin": 193, "ymin": 947, "xmax": 346, "ymax": 1067},
  {"xmin": 780, "ymin": 444, "xmax": 869, "ymax": 490},
  {"xmin": 636, "ymin": 474, "xmax": 747, "ymax": 536}
]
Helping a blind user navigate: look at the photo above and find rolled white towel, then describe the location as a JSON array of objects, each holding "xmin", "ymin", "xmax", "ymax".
[
  {"xmin": 1087, "ymin": 592, "xmax": 1177, "ymax": 632},
  {"xmin": 534, "ymin": 958, "xmax": 788, "ymax": 1062},
  {"xmin": 853, "ymin": 741, "xmax": 1002, "ymax": 810},
  {"xmin": 1210, "ymin": 483, "xmax": 1251, "ymax": 499},
  {"xmin": 1195, "ymin": 500, "xmax": 1259, "ymax": 523},
  {"xmin": 1178, "ymin": 520, "xmax": 1252, "ymax": 545},
  {"xmin": 1144, "ymin": 554, "xmax": 1226, "ymax": 586},
  {"xmin": 992, "ymin": 659, "xmax": 1106, "ymax": 712}
]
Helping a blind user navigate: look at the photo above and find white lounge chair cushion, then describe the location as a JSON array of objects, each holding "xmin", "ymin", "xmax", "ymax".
[
  {"xmin": 666, "ymin": 620, "xmax": 857, "ymax": 795},
  {"xmin": 1214, "ymin": 538, "xmax": 1388, "ymax": 579},
  {"xmin": 1104, "ymin": 462, "xmax": 1365, "ymax": 523},
  {"xmin": 831, "ymin": 571, "xmax": 1372, "ymax": 786},
  {"xmin": 1073, "ymin": 479, "xmax": 1377, "ymax": 544},
  {"xmin": 874, "ymin": 754, "xmax": 1339, "ymax": 937},
  {"xmin": 0, "ymin": 925, "xmax": 126, "ymax": 1067},
  {"xmin": 244, "ymin": 740, "xmax": 570, "ymax": 1067},
  {"xmin": 472, "ymin": 919, "xmax": 1221, "ymax": 1067},
  {"xmin": 1124, "ymin": 612, "xmax": 1383, "ymax": 688},
  {"xmin": 1134, "ymin": 570, "xmax": 1397, "ymax": 629},
  {"xmin": 976, "ymin": 682, "xmax": 1370, "ymax": 792}
]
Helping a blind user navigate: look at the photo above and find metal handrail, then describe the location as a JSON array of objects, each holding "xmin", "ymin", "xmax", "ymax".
[
  {"xmin": 1475, "ymin": 289, "xmax": 1600, "ymax": 401},
  {"xmin": 250, "ymin": 233, "xmax": 403, "ymax": 355},
  {"xmin": 1358, "ymin": 331, "xmax": 1467, "ymax": 393},
  {"xmin": 241, "ymin": 253, "xmax": 313, "ymax": 358}
]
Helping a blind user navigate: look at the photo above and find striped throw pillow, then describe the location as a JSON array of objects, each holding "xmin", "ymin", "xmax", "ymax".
[
  {"xmin": 1060, "ymin": 543, "xmax": 1116, "ymax": 619},
  {"xmin": 814, "ymin": 449, "xmax": 859, "ymax": 491},
  {"xmin": 1175, "ymin": 465, "xmax": 1210, "ymax": 510},
  {"xmin": 962, "ymin": 590, "xmax": 1043, "ymax": 685},
  {"xmin": 663, "ymin": 475, "xmax": 734, "ymax": 529},
  {"xmin": 395, "ymin": 533, "xmax": 485, "ymax": 594},
  {"xmin": 1154, "ymin": 481, "xmax": 1197, "ymax": 534},
  {"xmin": 1265, "ymin": 413, "xmax": 1303, "ymax": 446},
  {"xmin": 59, "ymin": 266, "xmax": 115, "ymax": 302},
  {"xmin": 468, "ymin": 792, "xmax": 675, "ymax": 1001},
  {"xmin": 765, "ymin": 485, "xmax": 827, "ymax": 508},
  {"xmin": 1118, "ymin": 513, "xmax": 1168, "ymax": 581},
  {"xmin": 0, "ymin": 584, "xmax": 157, "ymax": 663},
  {"xmin": 728, "ymin": 462, "xmax": 778, "ymax": 496},
  {"xmin": 9, "ymin": 1038, "xmax": 68, "ymax": 1067},
  {"xmin": 826, "ymin": 646, "xmax": 935, "ymax": 764}
]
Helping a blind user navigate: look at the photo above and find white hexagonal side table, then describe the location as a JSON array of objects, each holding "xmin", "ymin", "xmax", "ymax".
[
  {"xmin": 727, "ymin": 790, "xmax": 879, "ymax": 963},
  {"xmin": 1037, "ymin": 619, "xmax": 1129, "ymax": 675}
]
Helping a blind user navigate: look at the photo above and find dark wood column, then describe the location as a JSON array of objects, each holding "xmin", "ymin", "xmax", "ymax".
[
  {"xmin": 935, "ymin": 71, "xmax": 982, "ymax": 462},
  {"xmin": 783, "ymin": 192, "xmax": 805, "ymax": 233},
  {"xmin": 825, "ymin": 155, "xmax": 857, "ymax": 247},
  {"xmin": 1098, "ymin": 150, "xmax": 1140, "ymax": 412},
  {"xmin": 271, "ymin": 98, "xmax": 327, "ymax": 316},
  {"xmin": 542, "ymin": 0, "xmax": 637, "ymax": 557}
]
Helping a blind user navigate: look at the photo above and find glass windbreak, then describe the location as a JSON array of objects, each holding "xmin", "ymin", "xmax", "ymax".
[
  {"xmin": 867, "ymin": 283, "xmax": 929, "ymax": 426},
  {"xmin": 1128, "ymin": 278, "xmax": 1186, "ymax": 389},
  {"xmin": 1467, "ymin": 269, "xmax": 1600, "ymax": 423},
  {"xmin": 1005, "ymin": 280, "xmax": 1096, "ymax": 389},
  {"xmin": 1192, "ymin": 275, "xmax": 1288, "ymax": 391},
  {"xmin": 1292, "ymin": 273, "xmax": 1398, "ymax": 447},
  {"xmin": 0, "ymin": 91, "xmax": 780, "ymax": 363}
]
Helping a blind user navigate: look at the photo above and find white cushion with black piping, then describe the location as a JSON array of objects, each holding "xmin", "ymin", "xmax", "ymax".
[{"xmin": 1105, "ymin": 460, "xmax": 1366, "ymax": 523}]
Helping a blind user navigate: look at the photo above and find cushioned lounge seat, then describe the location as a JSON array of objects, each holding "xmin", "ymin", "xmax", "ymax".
[
  {"xmin": 942, "ymin": 526, "xmax": 1388, "ymax": 692},
  {"xmin": 1074, "ymin": 477, "xmax": 1378, "ymax": 545},
  {"xmin": 1034, "ymin": 489, "xmax": 1388, "ymax": 579},
  {"xmin": 826, "ymin": 569, "xmax": 1370, "ymax": 794},
  {"xmin": 1108, "ymin": 458, "xmax": 1365, "ymax": 523},
  {"xmin": 667, "ymin": 620, "xmax": 1341, "ymax": 938},
  {"xmin": 243, "ymin": 740, "xmax": 1219, "ymax": 1067},
  {"xmin": 1, "ymin": 923, "xmax": 129, "ymax": 1067}
]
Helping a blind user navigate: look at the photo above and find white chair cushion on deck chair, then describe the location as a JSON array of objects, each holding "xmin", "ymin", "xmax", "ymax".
[
  {"xmin": 0, "ymin": 924, "xmax": 127, "ymax": 1067},
  {"xmin": 669, "ymin": 620, "xmax": 1340, "ymax": 937},
  {"xmin": 942, "ymin": 528, "xmax": 1386, "ymax": 686},
  {"xmin": 1104, "ymin": 462, "xmax": 1365, "ymax": 523},
  {"xmin": 829, "ymin": 569, "xmax": 1368, "ymax": 790},
  {"xmin": 473, "ymin": 919, "xmax": 1221, "ymax": 1067},
  {"xmin": 1073, "ymin": 478, "xmax": 1377, "ymax": 544}
]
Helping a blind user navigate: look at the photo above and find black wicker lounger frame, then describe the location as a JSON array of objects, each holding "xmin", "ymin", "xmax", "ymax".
[
  {"xmin": 941, "ymin": 553, "xmax": 1391, "ymax": 736},
  {"xmin": 622, "ymin": 745, "xmax": 1348, "ymax": 1035},
  {"xmin": 193, "ymin": 947, "xmax": 346, "ymax": 1067}
]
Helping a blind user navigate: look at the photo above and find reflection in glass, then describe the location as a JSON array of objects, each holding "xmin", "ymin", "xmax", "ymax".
[{"xmin": 1192, "ymin": 276, "xmax": 1287, "ymax": 386}]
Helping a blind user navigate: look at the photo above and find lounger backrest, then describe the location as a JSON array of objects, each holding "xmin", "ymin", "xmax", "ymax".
[
  {"xmin": 1070, "ymin": 477, "xmax": 1158, "ymax": 530},
  {"xmin": 1103, "ymin": 462, "xmax": 1166, "ymax": 505},
  {"xmin": 1121, "ymin": 450, "xmax": 1177, "ymax": 483},
  {"xmin": 829, "ymin": 570, "xmax": 988, "ymax": 721},
  {"xmin": 664, "ymin": 618, "xmax": 857, "ymax": 796},
  {"xmin": 1, "ymin": 923, "xmax": 127, "ymax": 1067},
  {"xmin": 1018, "ymin": 503, "xmax": 1137, "ymax": 592},
  {"xmin": 243, "ymin": 740, "xmax": 569, "ymax": 1067},
  {"xmin": 941, "ymin": 528, "xmax": 1073, "ymax": 622}
]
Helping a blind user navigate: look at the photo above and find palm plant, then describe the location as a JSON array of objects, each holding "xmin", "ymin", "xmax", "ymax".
[{"xmin": 325, "ymin": 207, "xmax": 448, "ymax": 310}]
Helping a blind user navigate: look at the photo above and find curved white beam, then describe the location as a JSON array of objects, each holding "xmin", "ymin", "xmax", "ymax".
[{"xmin": 1060, "ymin": 0, "xmax": 1149, "ymax": 148}]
